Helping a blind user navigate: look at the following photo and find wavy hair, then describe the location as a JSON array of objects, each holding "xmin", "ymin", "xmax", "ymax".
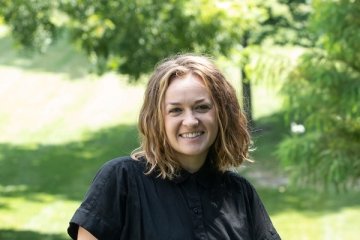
[{"xmin": 131, "ymin": 53, "xmax": 250, "ymax": 179}]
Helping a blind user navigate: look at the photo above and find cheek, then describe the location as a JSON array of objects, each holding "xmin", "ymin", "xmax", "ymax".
[
  {"xmin": 164, "ymin": 116, "xmax": 176, "ymax": 137},
  {"xmin": 163, "ymin": 116, "xmax": 170, "ymax": 135}
]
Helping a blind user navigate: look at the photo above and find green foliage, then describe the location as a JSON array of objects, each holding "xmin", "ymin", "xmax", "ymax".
[
  {"xmin": 0, "ymin": 0, "xmax": 59, "ymax": 52},
  {"xmin": 0, "ymin": 0, "xmax": 313, "ymax": 79},
  {"xmin": 0, "ymin": 0, "xmax": 237, "ymax": 78},
  {"xmin": 311, "ymin": 0, "xmax": 360, "ymax": 71},
  {"xmin": 245, "ymin": 0, "xmax": 313, "ymax": 47},
  {"xmin": 59, "ymin": 0, "xmax": 232, "ymax": 77},
  {"xmin": 278, "ymin": 0, "xmax": 360, "ymax": 190},
  {"xmin": 0, "ymin": 0, "xmax": 313, "ymax": 128}
]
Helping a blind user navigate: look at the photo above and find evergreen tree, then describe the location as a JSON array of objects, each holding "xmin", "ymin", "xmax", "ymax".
[{"xmin": 277, "ymin": 0, "xmax": 360, "ymax": 190}]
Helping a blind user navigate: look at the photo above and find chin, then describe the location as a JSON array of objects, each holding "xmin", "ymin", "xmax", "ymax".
[{"xmin": 180, "ymin": 149, "xmax": 208, "ymax": 158}]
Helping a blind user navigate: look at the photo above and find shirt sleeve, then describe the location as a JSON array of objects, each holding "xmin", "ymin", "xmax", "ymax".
[{"xmin": 67, "ymin": 159, "xmax": 129, "ymax": 239}]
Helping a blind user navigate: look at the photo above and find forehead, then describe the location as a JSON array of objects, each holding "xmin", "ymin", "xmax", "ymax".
[{"xmin": 164, "ymin": 74, "xmax": 212, "ymax": 103}]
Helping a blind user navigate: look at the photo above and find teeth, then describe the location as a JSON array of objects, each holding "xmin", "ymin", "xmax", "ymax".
[{"xmin": 181, "ymin": 132, "xmax": 202, "ymax": 138}]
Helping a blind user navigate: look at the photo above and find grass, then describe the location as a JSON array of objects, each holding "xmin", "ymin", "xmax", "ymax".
[
  {"xmin": 246, "ymin": 113, "xmax": 360, "ymax": 239},
  {"xmin": 261, "ymin": 187, "xmax": 360, "ymax": 239},
  {"xmin": 0, "ymin": 124, "xmax": 139, "ymax": 238},
  {"xmin": 1, "ymin": 25, "xmax": 360, "ymax": 239},
  {"xmin": 0, "ymin": 26, "xmax": 143, "ymax": 238}
]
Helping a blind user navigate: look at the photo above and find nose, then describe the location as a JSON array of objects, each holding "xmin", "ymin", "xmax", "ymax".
[{"xmin": 182, "ymin": 112, "xmax": 199, "ymax": 127}]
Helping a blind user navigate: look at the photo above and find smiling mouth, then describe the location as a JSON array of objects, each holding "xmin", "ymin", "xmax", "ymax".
[{"xmin": 179, "ymin": 131, "xmax": 204, "ymax": 138}]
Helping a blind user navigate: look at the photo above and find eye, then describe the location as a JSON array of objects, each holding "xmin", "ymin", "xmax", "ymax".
[
  {"xmin": 168, "ymin": 107, "xmax": 182, "ymax": 114},
  {"xmin": 195, "ymin": 104, "xmax": 211, "ymax": 112}
]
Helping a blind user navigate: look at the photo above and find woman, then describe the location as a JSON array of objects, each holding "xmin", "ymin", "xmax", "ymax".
[{"xmin": 68, "ymin": 54, "xmax": 281, "ymax": 240}]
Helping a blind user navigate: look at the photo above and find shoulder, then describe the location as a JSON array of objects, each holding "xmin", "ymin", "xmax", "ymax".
[
  {"xmin": 224, "ymin": 170, "xmax": 254, "ymax": 188},
  {"xmin": 91, "ymin": 156, "xmax": 147, "ymax": 186},
  {"xmin": 222, "ymin": 170, "xmax": 257, "ymax": 196},
  {"xmin": 98, "ymin": 156, "xmax": 146, "ymax": 175},
  {"xmin": 83, "ymin": 156, "xmax": 147, "ymax": 201}
]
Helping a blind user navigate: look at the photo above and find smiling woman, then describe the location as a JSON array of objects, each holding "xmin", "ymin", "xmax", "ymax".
[
  {"xmin": 163, "ymin": 73, "xmax": 219, "ymax": 173},
  {"xmin": 68, "ymin": 54, "xmax": 281, "ymax": 240}
]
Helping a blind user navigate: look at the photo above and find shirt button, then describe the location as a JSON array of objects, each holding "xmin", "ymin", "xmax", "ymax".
[{"xmin": 193, "ymin": 207, "xmax": 200, "ymax": 214}]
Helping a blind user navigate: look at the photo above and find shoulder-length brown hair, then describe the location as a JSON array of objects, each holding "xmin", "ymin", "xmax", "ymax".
[{"xmin": 131, "ymin": 53, "xmax": 250, "ymax": 179}]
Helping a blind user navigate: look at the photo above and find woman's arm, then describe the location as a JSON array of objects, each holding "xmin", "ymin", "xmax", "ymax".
[{"xmin": 77, "ymin": 226, "xmax": 97, "ymax": 240}]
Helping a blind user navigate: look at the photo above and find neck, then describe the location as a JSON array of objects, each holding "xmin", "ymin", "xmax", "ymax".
[{"xmin": 177, "ymin": 154, "xmax": 207, "ymax": 173}]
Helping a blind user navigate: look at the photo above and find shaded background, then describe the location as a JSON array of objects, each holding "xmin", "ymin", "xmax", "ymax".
[{"xmin": 0, "ymin": 0, "xmax": 359, "ymax": 239}]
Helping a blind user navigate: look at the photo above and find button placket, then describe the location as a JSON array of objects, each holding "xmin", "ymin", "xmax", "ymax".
[{"xmin": 183, "ymin": 176, "xmax": 207, "ymax": 240}]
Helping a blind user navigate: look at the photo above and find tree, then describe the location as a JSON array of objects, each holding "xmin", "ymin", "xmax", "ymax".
[
  {"xmin": 0, "ymin": 0, "xmax": 58, "ymax": 52},
  {"xmin": 277, "ymin": 0, "xmax": 360, "ymax": 190},
  {"xmin": 0, "ymin": 0, "xmax": 311, "ymax": 123},
  {"xmin": 0, "ymin": 0, "xmax": 236, "ymax": 77},
  {"xmin": 218, "ymin": 0, "xmax": 312, "ymax": 125}
]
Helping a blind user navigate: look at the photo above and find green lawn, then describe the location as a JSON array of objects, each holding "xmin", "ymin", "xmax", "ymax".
[
  {"xmin": 1, "ymin": 26, "xmax": 359, "ymax": 239},
  {"xmin": 248, "ymin": 114, "xmax": 360, "ymax": 239}
]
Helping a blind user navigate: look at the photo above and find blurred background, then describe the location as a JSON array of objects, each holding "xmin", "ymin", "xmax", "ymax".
[{"xmin": 0, "ymin": 0, "xmax": 359, "ymax": 239}]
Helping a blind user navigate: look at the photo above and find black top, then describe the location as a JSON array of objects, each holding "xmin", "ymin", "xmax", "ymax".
[{"xmin": 68, "ymin": 156, "xmax": 280, "ymax": 240}]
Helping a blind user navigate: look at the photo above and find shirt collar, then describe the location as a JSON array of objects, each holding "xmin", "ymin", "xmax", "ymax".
[{"xmin": 172, "ymin": 158, "xmax": 222, "ymax": 189}]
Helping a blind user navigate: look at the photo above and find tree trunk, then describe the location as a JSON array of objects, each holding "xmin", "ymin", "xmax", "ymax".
[
  {"xmin": 240, "ymin": 30, "xmax": 254, "ymax": 128},
  {"xmin": 241, "ymin": 69, "xmax": 253, "ymax": 128}
]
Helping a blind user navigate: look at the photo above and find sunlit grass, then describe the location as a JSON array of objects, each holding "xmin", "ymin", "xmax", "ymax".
[
  {"xmin": 269, "ymin": 193, "xmax": 360, "ymax": 240},
  {"xmin": 252, "ymin": 182, "xmax": 360, "ymax": 240},
  {"xmin": 0, "ymin": 189, "xmax": 78, "ymax": 235},
  {"xmin": 273, "ymin": 208, "xmax": 360, "ymax": 240},
  {"xmin": 0, "ymin": 67, "xmax": 143, "ymax": 145},
  {"xmin": 0, "ymin": 28, "xmax": 143, "ymax": 239},
  {"xmin": 0, "ymin": 25, "xmax": 143, "ymax": 146}
]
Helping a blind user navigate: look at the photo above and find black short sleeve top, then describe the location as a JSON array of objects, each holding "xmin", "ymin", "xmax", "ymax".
[{"xmin": 67, "ymin": 156, "xmax": 281, "ymax": 240}]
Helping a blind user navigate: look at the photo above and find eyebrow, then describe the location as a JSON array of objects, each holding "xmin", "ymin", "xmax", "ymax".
[{"xmin": 166, "ymin": 98, "xmax": 207, "ymax": 106}]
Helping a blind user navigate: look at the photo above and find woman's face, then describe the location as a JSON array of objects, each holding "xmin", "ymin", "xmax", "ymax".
[{"xmin": 163, "ymin": 73, "xmax": 218, "ymax": 165}]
